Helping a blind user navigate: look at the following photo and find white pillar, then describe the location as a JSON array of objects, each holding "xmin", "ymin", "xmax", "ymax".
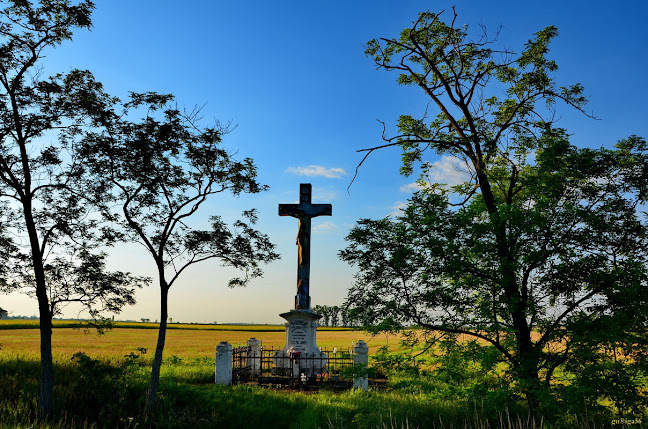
[
  {"xmin": 247, "ymin": 337, "xmax": 261, "ymax": 377},
  {"xmin": 353, "ymin": 340, "xmax": 369, "ymax": 391},
  {"xmin": 215, "ymin": 341, "xmax": 233, "ymax": 385}
]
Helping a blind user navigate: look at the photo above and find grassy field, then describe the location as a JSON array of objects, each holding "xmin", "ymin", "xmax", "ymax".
[
  {"xmin": 0, "ymin": 324, "xmax": 396, "ymax": 362},
  {"xmin": 0, "ymin": 324, "xmax": 636, "ymax": 428},
  {"xmin": 0, "ymin": 319, "xmax": 353, "ymax": 331}
]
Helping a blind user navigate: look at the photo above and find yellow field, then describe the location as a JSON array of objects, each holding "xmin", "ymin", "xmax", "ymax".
[
  {"xmin": 0, "ymin": 327, "xmax": 397, "ymax": 361},
  {"xmin": 0, "ymin": 319, "xmax": 352, "ymax": 332}
]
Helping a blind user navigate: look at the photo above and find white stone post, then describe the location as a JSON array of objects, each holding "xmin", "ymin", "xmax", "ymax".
[
  {"xmin": 247, "ymin": 337, "xmax": 261, "ymax": 377},
  {"xmin": 215, "ymin": 341, "xmax": 233, "ymax": 385},
  {"xmin": 353, "ymin": 340, "xmax": 369, "ymax": 391}
]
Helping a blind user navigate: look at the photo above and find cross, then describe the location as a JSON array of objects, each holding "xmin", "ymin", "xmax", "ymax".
[{"xmin": 279, "ymin": 183, "xmax": 332, "ymax": 310}]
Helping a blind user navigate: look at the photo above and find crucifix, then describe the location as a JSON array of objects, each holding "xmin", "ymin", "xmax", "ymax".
[{"xmin": 279, "ymin": 183, "xmax": 332, "ymax": 310}]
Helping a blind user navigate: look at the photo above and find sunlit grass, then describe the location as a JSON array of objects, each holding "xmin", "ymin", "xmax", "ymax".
[{"xmin": 0, "ymin": 326, "xmax": 629, "ymax": 428}]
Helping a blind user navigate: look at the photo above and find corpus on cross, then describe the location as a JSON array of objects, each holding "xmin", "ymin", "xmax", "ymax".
[{"xmin": 279, "ymin": 183, "xmax": 332, "ymax": 310}]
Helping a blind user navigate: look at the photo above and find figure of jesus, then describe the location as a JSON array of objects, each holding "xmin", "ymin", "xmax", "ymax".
[{"xmin": 279, "ymin": 184, "xmax": 332, "ymax": 310}]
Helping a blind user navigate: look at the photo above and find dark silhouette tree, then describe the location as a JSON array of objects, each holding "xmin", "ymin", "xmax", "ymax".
[
  {"xmin": 340, "ymin": 306, "xmax": 349, "ymax": 327},
  {"xmin": 80, "ymin": 94, "xmax": 280, "ymax": 413},
  {"xmin": 12, "ymin": 249, "xmax": 148, "ymax": 330},
  {"xmin": 0, "ymin": 0, "xmax": 146, "ymax": 419},
  {"xmin": 329, "ymin": 305, "xmax": 340, "ymax": 327},
  {"xmin": 321, "ymin": 305, "xmax": 331, "ymax": 326}
]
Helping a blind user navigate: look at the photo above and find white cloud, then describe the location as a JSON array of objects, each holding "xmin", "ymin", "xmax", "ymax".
[
  {"xmin": 400, "ymin": 156, "xmax": 472, "ymax": 193},
  {"xmin": 399, "ymin": 182, "xmax": 427, "ymax": 193},
  {"xmin": 388, "ymin": 201, "xmax": 407, "ymax": 217},
  {"xmin": 313, "ymin": 189, "xmax": 337, "ymax": 202},
  {"xmin": 313, "ymin": 221, "xmax": 338, "ymax": 233},
  {"xmin": 429, "ymin": 156, "xmax": 472, "ymax": 186},
  {"xmin": 285, "ymin": 165, "xmax": 347, "ymax": 179}
]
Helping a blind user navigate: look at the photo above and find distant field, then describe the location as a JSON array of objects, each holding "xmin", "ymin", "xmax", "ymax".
[
  {"xmin": 0, "ymin": 319, "xmax": 352, "ymax": 332},
  {"xmin": 0, "ymin": 326, "xmax": 397, "ymax": 362}
]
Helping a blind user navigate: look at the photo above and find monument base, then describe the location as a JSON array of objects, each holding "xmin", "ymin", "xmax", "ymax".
[{"xmin": 274, "ymin": 309, "xmax": 327, "ymax": 377}]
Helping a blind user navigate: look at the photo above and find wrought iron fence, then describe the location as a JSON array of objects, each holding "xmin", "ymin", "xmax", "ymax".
[{"xmin": 232, "ymin": 345, "xmax": 355, "ymax": 387}]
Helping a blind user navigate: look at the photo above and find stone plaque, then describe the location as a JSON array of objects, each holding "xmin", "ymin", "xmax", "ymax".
[{"xmin": 274, "ymin": 309, "xmax": 327, "ymax": 376}]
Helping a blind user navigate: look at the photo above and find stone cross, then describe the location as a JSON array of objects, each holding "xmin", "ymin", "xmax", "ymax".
[{"xmin": 279, "ymin": 183, "xmax": 332, "ymax": 310}]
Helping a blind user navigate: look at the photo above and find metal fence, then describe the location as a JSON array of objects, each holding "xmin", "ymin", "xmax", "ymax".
[{"xmin": 232, "ymin": 345, "xmax": 355, "ymax": 387}]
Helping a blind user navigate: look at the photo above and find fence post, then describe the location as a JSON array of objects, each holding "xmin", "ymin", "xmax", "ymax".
[
  {"xmin": 353, "ymin": 340, "xmax": 369, "ymax": 391},
  {"xmin": 215, "ymin": 341, "xmax": 233, "ymax": 385},
  {"xmin": 247, "ymin": 337, "xmax": 261, "ymax": 377}
]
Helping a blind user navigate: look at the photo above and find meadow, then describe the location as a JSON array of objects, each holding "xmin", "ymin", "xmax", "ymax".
[
  {"xmin": 0, "ymin": 321, "xmax": 388, "ymax": 362},
  {"xmin": 0, "ymin": 319, "xmax": 351, "ymax": 331},
  {"xmin": 0, "ymin": 323, "xmax": 641, "ymax": 428}
]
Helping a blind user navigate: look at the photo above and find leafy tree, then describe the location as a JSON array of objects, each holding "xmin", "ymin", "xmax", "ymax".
[
  {"xmin": 0, "ymin": 0, "xmax": 146, "ymax": 419},
  {"xmin": 340, "ymin": 306, "xmax": 349, "ymax": 327},
  {"xmin": 313, "ymin": 304, "xmax": 348, "ymax": 327},
  {"xmin": 315, "ymin": 304, "xmax": 331, "ymax": 326},
  {"xmin": 313, "ymin": 304, "xmax": 329, "ymax": 326},
  {"xmin": 80, "ymin": 94, "xmax": 280, "ymax": 413},
  {"xmin": 329, "ymin": 305, "xmax": 340, "ymax": 327},
  {"xmin": 12, "ymin": 249, "xmax": 148, "ymax": 331},
  {"xmin": 343, "ymin": 9, "xmax": 648, "ymax": 415},
  {"xmin": 0, "ymin": 306, "xmax": 6, "ymax": 318}
]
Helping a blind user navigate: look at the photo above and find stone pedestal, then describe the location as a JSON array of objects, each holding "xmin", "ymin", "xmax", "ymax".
[
  {"xmin": 353, "ymin": 340, "xmax": 369, "ymax": 391},
  {"xmin": 247, "ymin": 337, "xmax": 261, "ymax": 377},
  {"xmin": 215, "ymin": 341, "xmax": 232, "ymax": 385},
  {"xmin": 274, "ymin": 309, "xmax": 327, "ymax": 377}
]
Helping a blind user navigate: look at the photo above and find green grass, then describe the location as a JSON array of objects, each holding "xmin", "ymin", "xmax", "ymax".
[
  {"xmin": 0, "ymin": 352, "xmax": 512, "ymax": 429},
  {"xmin": 0, "ymin": 351, "xmax": 637, "ymax": 429},
  {"xmin": 1, "ymin": 325, "xmax": 644, "ymax": 428}
]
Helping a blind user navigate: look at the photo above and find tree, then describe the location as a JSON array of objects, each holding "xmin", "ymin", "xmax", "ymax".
[
  {"xmin": 312, "ymin": 304, "xmax": 326, "ymax": 326},
  {"xmin": 13, "ymin": 249, "xmax": 148, "ymax": 329},
  {"xmin": 0, "ymin": 0, "xmax": 146, "ymax": 419},
  {"xmin": 315, "ymin": 304, "xmax": 331, "ymax": 326},
  {"xmin": 343, "ymin": 9, "xmax": 648, "ymax": 415},
  {"xmin": 329, "ymin": 305, "xmax": 340, "ymax": 327},
  {"xmin": 339, "ymin": 306, "xmax": 349, "ymax": 327},
  {"xmin": 80, "ymin": 94, "xmax": 279, "ymax": 413}
]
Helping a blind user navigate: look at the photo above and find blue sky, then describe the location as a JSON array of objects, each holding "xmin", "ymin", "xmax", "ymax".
[{"xmin": 4, "ymin": 0, "xmax": 648, "ymax": 323}]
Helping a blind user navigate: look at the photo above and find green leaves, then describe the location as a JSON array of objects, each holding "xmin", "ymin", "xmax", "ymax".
[
  {"xmin": 363, "ymin": 9, "xmax": 594, "ymax": 194},
  {"xmin": 78, "ymin": 92, "xmax": 279, "ymax": 291},
  {"xmin": 46, "ymin": 250, "xmax": 150, "ymax": 316},
  {"xmin": 0, "ymin": 1, "xmax": 136, "ymax": 317},
  {"xmin": 354, "ymin": 10, "xmax": 648, "ymax": 411},
  {"xmin": 344, "ymin": 131, "xmax": 648, "ymax": 410}
]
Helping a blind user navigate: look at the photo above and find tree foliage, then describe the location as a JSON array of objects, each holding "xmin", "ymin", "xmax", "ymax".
[
  {"xmin": 12, "ymin": 249, "xmax": 148, "ymax": 327},
  {"xmin": 0, "ymin": 0, "xmax": 146, "ymax": 419},
  {"xmin": 344, "ymin": 8, "xmax": 648, "ymax": 416},
  {"xmin": 79, "ymin": 93, "xmax": 280, "ymax": 412},
  {"xmin": 313, "ymin": 304, "xmax": 350, "ymax": 327}
]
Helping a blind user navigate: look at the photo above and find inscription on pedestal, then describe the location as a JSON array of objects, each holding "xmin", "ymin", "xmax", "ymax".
[
  {"xmin": 274, "ymin": 309, "xmax": 327, "ymax": 376},
  {"xmin": 289, "ymin": 320, "xmax": 308, "ymax": 350}
]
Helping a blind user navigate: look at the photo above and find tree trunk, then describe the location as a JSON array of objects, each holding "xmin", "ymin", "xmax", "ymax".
[
  {"xmin": 145, "ymin": 284, "xmax": 169, "ymax": 414},
  {"xmin": 478, "ymin": 172, "xmax": 544, "ymax": 416},
  {"xmin": 505, "ymin": 256, "xmax": 543, "ymax": 415},
  {"xmin": 516, "ymin": 352, "xmax": 542, "ymax": 414},
  {"xmin": 22, "ymin": 200, "xmax": 53, "ymax": 421},
  {"xmin": 37, "ymin": 310, "xmax": 53, "ymax": 420}
]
